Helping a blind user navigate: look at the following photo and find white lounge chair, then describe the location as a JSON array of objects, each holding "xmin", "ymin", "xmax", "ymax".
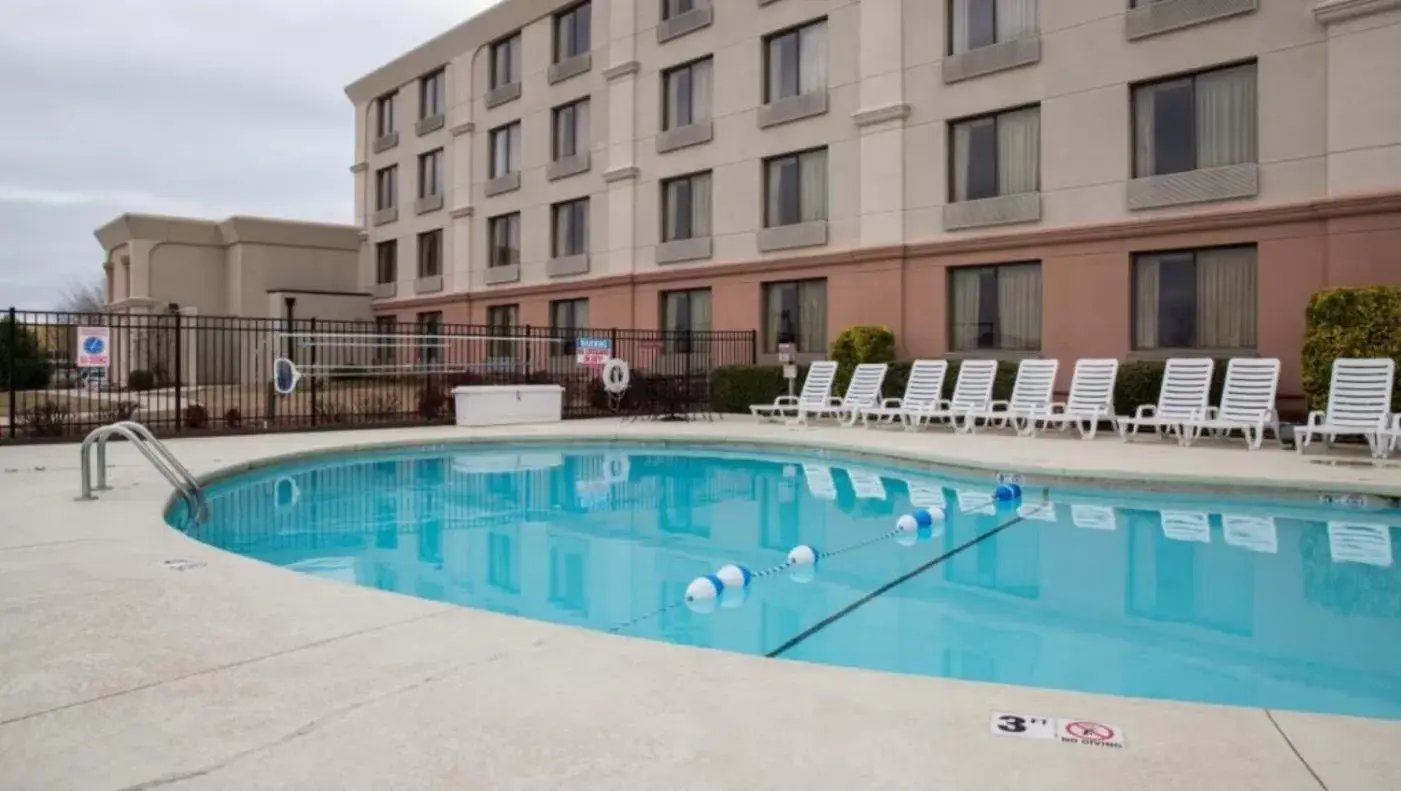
[
  {"xmin": 1117, "ymin": 358, "xmax": 1214, "ymax": 444},
  {"xmin": 959, "ymin": 359, "xmax": 1059, "ymax": 434},
  {"xmin": 859, "ymin": 360, "xmax": 948, "ymax": 426},
  {"xmin": 1180, "ymin": 358, "xmax": 1282, "ymax": 450},
  {"xmin": 750, "ymin": 360, "xmax": 838, "ymax": 422},
  {"xmin": 807, "ymin": 363, "xmax": 888, "ymax": 426},
  {"xmin": 901, "ymin": 359, "xmax": 998, "ymax": 432},
  {"xmin": 1296, "ymin": 358, "xmax": 1396, "ymax": 458},
  {"xmin": 1026, "ymin": 358, "xmax": 1118, "ymax": 440},
  {"xmin": 1383, "ymin": 413, "xmax": 1401, "ymax": 459}
]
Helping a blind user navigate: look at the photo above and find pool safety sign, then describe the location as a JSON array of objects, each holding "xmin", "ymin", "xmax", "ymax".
[
  {"xmin": 990, "ymin": 712, "xmax": 1125, "ymax": 749},
  {"xmin": 76, "ymin": 326, "xmax": 110, "ymax": 368},
  {"xmin": 576, "ymin": 337, "xmax": 612, "ymax": 366}
]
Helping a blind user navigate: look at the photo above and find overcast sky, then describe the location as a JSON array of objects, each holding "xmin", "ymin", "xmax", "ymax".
[{"xmin": 0, "ymin": 0, "xmax": 500, "ymax": 310}]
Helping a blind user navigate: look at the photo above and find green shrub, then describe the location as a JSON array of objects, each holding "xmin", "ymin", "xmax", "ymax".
[
  {"xmin": 831, "ymin": 326, "xmax": 896, "ymax": 394},
  {"xmin": 710, "ymin": 365, "xmax": 793, "ymax": 413},
  {"xmin": 224, "ymin": 407, "xmax": 243, "ymax": 429},
  {"xmin": 1112, "ymin": 359, "xmax": 1228, "ymax": 416},
  {"xmin": 0, "ymin": 318, "xmax": 52, "ymax": 389},
  {"xmin": 127, "ymin": 369, "xmax": 157, "ymax": 391},
  {"xmin": 19, "ymin": 401, "xmax": 71, "ymax": 437},
  {"xmin": 183, "ymin": 403, "xmax": 209, "ymax": 429},
  {"xmin": 1301, "ymin": 287, "xmax": 1401, "ymax": 412},
  {"xmin": 940, "ymin": 360, "xmax": 1018, "ymax": 402}
]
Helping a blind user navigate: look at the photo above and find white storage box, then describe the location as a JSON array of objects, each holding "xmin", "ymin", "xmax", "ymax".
[{"xmin": 451, "ymin": 384, "xmax": 565, "ymax": 427}]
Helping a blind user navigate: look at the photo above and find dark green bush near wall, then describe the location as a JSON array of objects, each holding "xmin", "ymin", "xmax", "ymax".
[
  {"xmin": 830, "ymin": 326, "xmax": 897, "ymax": 394},
  {"xmin": 1301, "ymin": 287, "xmax": 1401, "ymax": 412},
  {"xmin": 710, "ymin": 364, "xmax": 802, "ymax": 413}
]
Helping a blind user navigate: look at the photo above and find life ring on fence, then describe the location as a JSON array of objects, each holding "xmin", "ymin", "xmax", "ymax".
[{"xmin": 602, "ymin": 359, "xmax": 631, "ymax": 394}]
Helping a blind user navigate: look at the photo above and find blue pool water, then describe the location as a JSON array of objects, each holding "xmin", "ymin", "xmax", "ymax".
[{"xmin": 172, "ymin": 443, "xmax": 1401, "ymax": 719}]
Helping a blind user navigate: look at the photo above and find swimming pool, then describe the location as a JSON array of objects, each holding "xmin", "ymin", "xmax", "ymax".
[{"xmin": 172, "ymin": 442, "xmax": 1401, "ymax": 720}]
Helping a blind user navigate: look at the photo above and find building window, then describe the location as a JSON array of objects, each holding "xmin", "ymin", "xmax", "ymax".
[
  {"xmin": 662, "ymin": 171, "xmax": 712, "ymax": 242},
  {"xmin": 949, "ymin": 105, "xmax": 1040, "ymax": 202},
  {"xmin": 374, "ymin": 315, "xmax": 395, "ymax": 365},
  {"xmin": 417, "ymin": 311, "xmax": 443, "ymax": 366},
  {"xmin": 375, "ymin": 92, "xmax": 396, "ymax": 137},
  {"xmin": 550, "ymin": 298, "xmax": 590, "ymax": 355},
  {"xmin": 488, "ymin": 213, "xmax": 521, "ymax": 268},
  {"xmin": 660, "ymin": 288, "xmax": 712, "ymax": 354},
  {"xmin": 763, "ymin": 279, "xmax": 827, "ymax": 353},
  {"xmin": 491, "ymin": 33, "xmax": 521, "ymax": 89},
  {"xmin": 418, "ymin": 149, "xmax": 442, "ymax": 198},
  {"xmin": 948, "ymin": 0, "xmax": 1038, "ymax": 54},
  {"xmin": 948, "ymin": 262, "xmax": 1042, "ymax": 352},
  {"xmin": 489, "ymin": 122, "xmax": 521, "ymax": 177},
  {"xmin": 662, "ymin": 57, "xmax": 713, "ymax": 130},
  {"xmin": 420, "ymin": 69, "xmax": 445, "ymax": 119},
  {"xmin": 1133, "ymin": 62, "xmax": 1257, "ymax": 178},
  {"xmin": 1133, "ymin": 246, "xmax": 1257, "ymax": 350},
  {"xmin": 487, "ymin": 304, "xmax": 520, "ymax": 359},
  {"xmin": 375, "ymin": 165, "xmax": 397, "ymax": 211},
  {"xmin": 417, "ymin": 230, "xmax": 442, "ymax": 278},
  {"xmin": 552, "ymin": 198, "xmax": 589, "ymax": 258},
  {"xmin": 554, "ymin": 2, "xmax": 591, "ymax": 63},
  {"xmin": 663, "ymin": 0, "xmax": 697, "ymax": 19},
  {"xmin": 375, "ymin": 240, "xmax": 397, "ymax": 284},
  {"xmin": 764, "ymin": 18, "xmax": 827, "ymax": 103},
  {"xmin": 552, "ymin": 99, "xmax": 590, "ymax": 160},
  {"xmin": 764, "ymin": 148, "xmax": 827, "ymax": 228}
]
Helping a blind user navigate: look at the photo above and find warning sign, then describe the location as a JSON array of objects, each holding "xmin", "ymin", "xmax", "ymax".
[
  {"xmin": 990, "ymin": 711, "xmax": 1125, "ymax": 749},
  {"xmin": 76, "ymin": 326, "xmax": 110, "ymax": 368}
]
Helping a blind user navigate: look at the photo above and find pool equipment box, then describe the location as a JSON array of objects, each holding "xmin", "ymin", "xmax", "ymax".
[{"xmin": 451, "ymin": 384, "xmax": 564, "ymax": 428}]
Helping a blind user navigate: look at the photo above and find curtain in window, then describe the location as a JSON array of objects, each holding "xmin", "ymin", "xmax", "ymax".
[
  {"xmin": 951, "ymin": 268, "xmax": 981, "ymax": 351},
  {"xmin": 1134, "ymin": 257, "xmax": 1160, "ymax": 349},
  {"xmin": 554, "ymin": 108, "xmax": 572, "ymax": 158},
  {"xmin": 952, "ymin": 122, "xmax": 974, "ymax": 202},
  {"xmin": 692, "ymin": 59, "xmax": 713, "ymax": 123},
  {"xmin": 1195, "ymin": 63, "xmax": 1257, "ymax": 169},
  {"xmin": 950, "ymin": 0, "xmax": 972, "ymax": 54},
  {"xmin": 766, "ymin": 34, "xmax": 796, "ymax": 102},
  {"xmin": 1133, "ymin": 87, "xmax": 1156, "ymax": 178},
  {"xmin": 665, "ymin": 69, "xmax": 688, "ymax": 128},
  {"xmin": 798, "ymin": 23, "xmax": 827, "ymax": 94},
  {"xmin": 997, "ymin": 107, "xmax": 1040, "ymax": 195},
  {"xmin": 997, "ymin": 265, "xmax": 1041, "ymax": 350},
  {"xmin": 798, "ymin": 281, "xmax": 827, "ymax": 351},
  {"xmin": 763, "ymin": 286, "xmax": 784, "ymax": 352},
  {"xmin": 996, "ymin": 0, "xmax": 1038, "ymax": 41},
  {"xmin": 690, "ymin": 290, "xmax": 712, "ymax": 332},
  {"xmin": 573, "ymin": 101, "xmax": 590, "ymax": 156},
  {"xmin": 664, "ymin": 179, "xmax": 688, "ymax": 242},
  {"xmin": 800, "ymin": 150, "xmax": 828, "ymax": 222},
  {"xmin": 766, "ymin": 158, "xmax": 791, "ymax": 227},
  {"xmin": 691, "ymin": 172, "xmax": 712, "ymax": 236},
  {"xmin": 1195, "ymin": 247, "xmax": 1256, "ymax": 348}
]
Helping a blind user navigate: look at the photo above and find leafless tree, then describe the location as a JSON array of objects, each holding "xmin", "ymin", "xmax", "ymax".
[{"xmin": 59, "ymin": 278, "xmax": 107, "ymax": 314}]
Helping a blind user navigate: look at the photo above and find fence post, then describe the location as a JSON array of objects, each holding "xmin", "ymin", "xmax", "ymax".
[
  {"xmin": 749, "ymin": 330, "xmax": 758, "ymax": 364},
  {"xmin": 309, "ymin": 317, "xmax": 319, "ymax": 427},
  {"xmin": 172, "ymin": 308, "xmax": 183, "ymax": 432},
  {"xmin": 6, "ymin": 307, "xmax": 15, "ymax": 437}
]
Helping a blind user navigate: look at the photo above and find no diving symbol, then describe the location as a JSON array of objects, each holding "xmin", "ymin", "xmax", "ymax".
[{"xmin": 1065, "ymin": 721, "xmax": 1114, "ymax": 742}]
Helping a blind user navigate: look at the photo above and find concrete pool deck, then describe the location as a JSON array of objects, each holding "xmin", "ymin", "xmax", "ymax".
[{"xmin": 1, "ymin": 418, "xmax": 1399, "ymax": 790}]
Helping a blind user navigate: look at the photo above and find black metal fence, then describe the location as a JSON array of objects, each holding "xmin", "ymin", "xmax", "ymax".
[{"xmin": 0, "ymin": 308, "xmax": 757, "ymax": 443}]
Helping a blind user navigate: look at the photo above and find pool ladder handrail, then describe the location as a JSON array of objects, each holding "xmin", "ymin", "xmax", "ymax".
[{"xmin": 79, "ymin": 421, "xmax": 205, "ymax": 517}]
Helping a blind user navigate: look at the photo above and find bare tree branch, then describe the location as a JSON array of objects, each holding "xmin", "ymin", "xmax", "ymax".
[{"xmin": 59, "ymin": 278, "xmax": 107, "ymax": 314}]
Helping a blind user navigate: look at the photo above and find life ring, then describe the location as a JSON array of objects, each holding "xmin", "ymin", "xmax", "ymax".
[{"xmin": 602, "ymin": 359, "xmax": 631, "ymax": 394}]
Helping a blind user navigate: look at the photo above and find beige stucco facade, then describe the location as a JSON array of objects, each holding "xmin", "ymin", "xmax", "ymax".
[
  {"xmin": 346, "ymin": 0, "xmax": 1401, "ymax": 405},
  {"xmin": 93, "ymin": 214, "xmax": 366, "ymax": 386}
]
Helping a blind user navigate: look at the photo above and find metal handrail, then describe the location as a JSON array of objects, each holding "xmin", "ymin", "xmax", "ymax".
[{"xmin": 78, "ymin": 422, "xmax": 205, "ymax": 516}]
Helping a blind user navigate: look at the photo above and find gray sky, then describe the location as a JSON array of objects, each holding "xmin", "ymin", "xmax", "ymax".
[{"xmin": 0, "ymin": 0, "xmax": 499, "ymax": 309}]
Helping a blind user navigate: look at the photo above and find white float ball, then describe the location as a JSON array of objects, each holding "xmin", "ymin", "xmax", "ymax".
[
  {"xmin": 720, "ymin": 587, "xmax": 749, "ymax": 609},
  {"xmin": 789, "ymin": 565, "xmax": 816, "ymax": 584},
  {"xmin": 685, "ymin": 575, "xmax": 722, "ymax": 602},
  {"xmin": 686, "ymin": 596, "xmax": 718, "ymax": 614},
  {"xmin": 923, "ymin": 506, "xmax": 946, "ymax": 522},
  {"xmin": 715, "ymin": 563, "xmax": 752, "ymax": 590},
  {"xmin": 896, "ymin": 532, "xmax": 918, "ymax": 547},
  {"xmin": 896, "ymin": 514, "xmax": 919, "ymax": 533},
  {"xmin": 787, "ymin": 544, "xmax": 818, "ymax": 566}
]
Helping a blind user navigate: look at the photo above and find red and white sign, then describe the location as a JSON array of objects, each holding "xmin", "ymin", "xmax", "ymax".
[{"xmin": 76, "ymin": 326, "xmax": 110, "ymax": 368}]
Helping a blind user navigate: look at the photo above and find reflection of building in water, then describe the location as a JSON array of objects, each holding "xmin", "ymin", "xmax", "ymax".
[{"xmin": 198, "ymin": 457, "xmax": 1401, "ymax": 703}]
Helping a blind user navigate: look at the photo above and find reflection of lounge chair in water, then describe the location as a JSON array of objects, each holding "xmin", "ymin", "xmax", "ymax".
[
  {"xmin": 802, "ymin": 464, "xmax": 837, "ymax": 500},
  {"xmin": 846, "ymin": 469, "xmax": 887, "ymax": 500}
]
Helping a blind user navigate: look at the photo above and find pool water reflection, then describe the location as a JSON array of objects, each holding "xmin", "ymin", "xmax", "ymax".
[{"xmin": 179, "ymin": 444, "xmax": 1401, "ymax": 719}]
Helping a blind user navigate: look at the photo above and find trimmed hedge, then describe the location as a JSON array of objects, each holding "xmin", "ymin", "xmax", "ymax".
[
  {"xmin": 1301, "ymin": 287, "xmax": 1401, "ymax": 413},
  {"xmin": 711, "ymin": 364, "xmax": 798, "ymax": 413}
]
